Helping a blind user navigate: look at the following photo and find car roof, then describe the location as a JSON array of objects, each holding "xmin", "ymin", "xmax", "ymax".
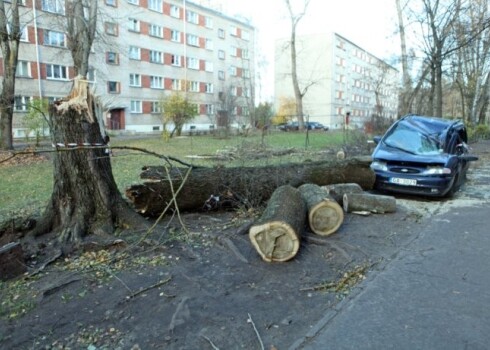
[{"xmin": 397, "ymin": 114, "xmax": 467, "ymax": 144}]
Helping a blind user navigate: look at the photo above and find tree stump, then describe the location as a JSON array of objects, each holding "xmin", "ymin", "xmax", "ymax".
[
  {"xmin": 249, "ymin": 185, "xmax": 306, "ymax": 262},
  {"xmin": 299, "ymin": 183, "xmax": 344, "ymax": 236},
  {"xmin": 343, "ymin": 193, "xmax": 396, "ymax": 214},
  {"xmin": 323, "ymin": 183, "xmax": 364, "ymax": 205}
]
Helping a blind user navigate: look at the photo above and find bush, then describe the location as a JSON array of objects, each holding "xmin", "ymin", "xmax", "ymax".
[{"xmin": 467, "ymin": 124, "xmax": 490, "ymax": 142}]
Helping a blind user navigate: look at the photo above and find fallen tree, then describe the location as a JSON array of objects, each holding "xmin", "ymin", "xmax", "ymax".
[{"xmin": 125, "ymin": 156, "xmax": 375, "ymax": 215}]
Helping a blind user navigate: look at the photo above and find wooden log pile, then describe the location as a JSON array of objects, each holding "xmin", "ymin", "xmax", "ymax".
[{"xmin": 249, "ymin": 183, "xmax": 397, "ymax": 263}]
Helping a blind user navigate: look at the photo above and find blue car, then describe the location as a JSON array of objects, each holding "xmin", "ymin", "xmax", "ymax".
[{"xmin": 370, "ymin": 115, "xmax": 478, "ymax": 197}]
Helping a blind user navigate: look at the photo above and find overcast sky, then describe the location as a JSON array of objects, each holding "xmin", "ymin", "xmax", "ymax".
[{"xmin": 206, "ymin": 0, "xmax": 400, "ymax": 101}]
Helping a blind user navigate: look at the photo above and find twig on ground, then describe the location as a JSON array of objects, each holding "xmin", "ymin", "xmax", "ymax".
[
  {"xmin": 126, "ymin": 276, "xmax": 173, "ymax": 300},
  {"xmin": 219, "ymin": 237, "xmax": 249, "ymax": 263},
  {"xmin": 247, "ymin": 313, "xmax": 264, "ymax": 350},
  {"xmin": 201, "ymin": 335, "xmax": 220, "ymax": 350}
]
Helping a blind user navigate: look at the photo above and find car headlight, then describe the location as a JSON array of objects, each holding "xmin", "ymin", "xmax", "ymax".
[
  {"xmin": 370, "ymin": 161, "xmax": 388, "ymax": 171},
  {"xmin": 423, "ymin": 166, "xmax": 451, "ymax": 175}
]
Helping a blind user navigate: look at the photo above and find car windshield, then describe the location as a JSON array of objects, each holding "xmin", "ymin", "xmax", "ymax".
[{"xmin": 383, "ymin": 123, "xmax": 442, "ymax": 155}]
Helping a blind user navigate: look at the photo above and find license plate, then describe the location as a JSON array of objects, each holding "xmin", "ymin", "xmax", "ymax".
[{"xmin": 390, "ymin": 177, "xmax": 417, "ymax": 186}]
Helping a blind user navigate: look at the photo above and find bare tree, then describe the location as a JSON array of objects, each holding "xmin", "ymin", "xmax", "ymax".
[
  {"xmin": 33, "ymin": 0, "xmax": 146, "ymax": 248},
  {"xmin": 283, "ymin": 0, "xmax": 311, "ymax": 129},
  {"xmin": 0, "ymin": 0, "xmax": 21, "ymax": 150}
]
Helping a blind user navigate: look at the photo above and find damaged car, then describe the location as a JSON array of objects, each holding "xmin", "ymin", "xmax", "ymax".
[{"xmin": 370, "ymin": 115, "xmax": 478, "ymax": 197}]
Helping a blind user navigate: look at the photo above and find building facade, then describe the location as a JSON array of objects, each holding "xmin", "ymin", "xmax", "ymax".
[
  {"xmin": 274, "ymin": 33, "xmax": 398, "ymax": 129},
  {"xmin": 1, "ymin": 0, "xmax": 255, "ymax": 138}
]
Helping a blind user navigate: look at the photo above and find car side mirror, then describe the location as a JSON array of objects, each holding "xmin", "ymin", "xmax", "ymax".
[
  {"xmin": 458, "ymin": 155, "xmax": 478, "ymax": 162},
  {"xmin": 373, "ymin": 136, "xmax": 382, "ymax": 145}
]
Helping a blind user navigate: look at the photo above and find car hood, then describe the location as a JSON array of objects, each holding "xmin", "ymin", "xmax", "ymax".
[{"xmin": 373, "ymin": 147, "xmax": 450, "ymax": 164}]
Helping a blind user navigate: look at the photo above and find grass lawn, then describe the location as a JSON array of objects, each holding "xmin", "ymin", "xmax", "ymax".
[{"xmin": 0, "ymin": 130, "xmax": 348, "ymax": 222}]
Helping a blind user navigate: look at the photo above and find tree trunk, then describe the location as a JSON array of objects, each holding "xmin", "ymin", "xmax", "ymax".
[
  {"xmin": 298, "ymin": 183, "xmax": 343, "ymax": 236},
  {"xmin": 125, "ymin": 157, "xmax": 375, "ymax": 216},
  {"xmin": 323, "ymin": 183, "xmax": 364, "ymax": 206},
  {"xmin": 249, "ymin": 185, "xmax": 306, "ymax": 262},
  {"xmin": 32, "ymin": 79, "xmax": 146, "ymax": 248},
  {"xmin": 343, "ymin": 193, "xmax": 396, "ymax": 214}
]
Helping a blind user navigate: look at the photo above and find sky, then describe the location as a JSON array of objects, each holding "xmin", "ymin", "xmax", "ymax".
[{"xmin": 205, "ymin": 0, "xmax": 401, "ymax": 101}]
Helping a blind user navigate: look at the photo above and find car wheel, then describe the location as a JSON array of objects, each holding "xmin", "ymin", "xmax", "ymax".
[{"xmin": 445, "ymin": 167, "xmax": 462, "ymax": 198}]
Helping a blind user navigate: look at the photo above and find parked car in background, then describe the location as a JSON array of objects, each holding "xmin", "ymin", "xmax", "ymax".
[
  {"xmin": 278, "ymin": 121, "xmax": 329, "ymax": 131},
  {"xmin": 306, "ymin": 122, "xmax": 329, "ymax": 130},
  {"xmin": 370, "ymin": 115, "xmax": 478, "ymax": 197}
]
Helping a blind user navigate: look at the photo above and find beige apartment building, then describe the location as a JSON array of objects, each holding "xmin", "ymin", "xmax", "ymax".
[
  {"xmin": 1, "ymin": 0, "xmax": 255, "ymax": 137},
  {"xmin": 274, "ymin": 33, "xmax": 398, "ymax": 129}
]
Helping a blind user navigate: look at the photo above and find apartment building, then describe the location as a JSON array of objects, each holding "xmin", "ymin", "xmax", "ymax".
[
  {"xmin": 274, "ymin": 33, "xmax": 398, "ymax": 129},
  {"xmin": 1, "ymin": 0, "xmax": 255, "ymax": 137}
]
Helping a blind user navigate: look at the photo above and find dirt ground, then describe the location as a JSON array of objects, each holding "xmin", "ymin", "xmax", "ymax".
[{"xmin": 1, "ymin": 140, "xmax": 489, "ymax": 350}]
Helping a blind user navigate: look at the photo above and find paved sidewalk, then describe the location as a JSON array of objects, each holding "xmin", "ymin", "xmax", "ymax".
[{"xmin": 292, "ymin": 203, "xmax": 490, "ymax": 350}]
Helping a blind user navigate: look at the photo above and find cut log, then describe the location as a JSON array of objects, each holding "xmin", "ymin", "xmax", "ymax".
[
  {"xmin": 323, "ymin": 183, "xmax": 364, "ymax": 205},
  {"xmin": 125, "ymin": 157, "xmax": 375, "ymax": 215},
  {"xmin": 298, "ymin": 183, "xmax": 344, "ymax": 236},
  {"xmin": 249, "ymin": 185, "xmax": 306, "ymax": 262},
  {"xmin": 343, "ymin": 193, "xmax": 396, "ymax": 214}
]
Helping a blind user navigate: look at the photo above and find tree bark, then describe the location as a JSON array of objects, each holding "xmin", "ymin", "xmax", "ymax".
[
  {"xmin": 298, "ymin": 184, "xmax": 343, "ymax": 236},
  {"xmin": 323, "ymin": 183, "xmax": 364, "ymax": 206},
  {"xmin": 249, "ymin": 185, "xmax": 306, "ymax": 262},
  {"xmin": 32, "ymin": 79, "xmax": 146, "ymax": 247},
  {"xmin": 343, "ymin": 193, "xmax": 396, "ymax": 214},
  {"xmin": 125, "ymin": 157, "xmax": 375, "ymax": 216}
]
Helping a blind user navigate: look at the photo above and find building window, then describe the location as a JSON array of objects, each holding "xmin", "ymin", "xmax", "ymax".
[
  {"xmin": 150, "ymin": 76, "xmax": 163, "ymax": 89},
  {"xmin": 205, "ymin": 83, "xmax": 213, "ymax": 93},
  {"xmin": 171, "ymin": 54, "xmax": 181, "ymax": 66},
  {"xmin": 242, "ymin": 49, "xmax": 249, "ymax": 59},
  {"xmin": 171, "ymin": 30, "xmax": 181, "ymax": 42},
  {"xmin": 148, "ymin": 0, "xmax": 162, "ymax": 12},
  {"xmin": 189, "ymin": 81, "xmax": 199, "ymax": 92},
  {"xmin": 205, "ymin": 104, "xmax": 214, "ymax": 115},
  {"xmin": 243, "ymin": 69, "xmax": 250, "ymax": 79},
  {"xmin": 42, "ymin": 0, "xmax": 65, "ymax": 14},
  {"xmin": 205, "ymin": 17, "xmax": 213, "ymax": 29},
  {"xmin": 218, "ymin": 28, "xmax": 225, "ymax": 39},
  {"xmin": 16, "ymin": 61, "xmax": 31, "ymax": 77},
  {"xmin": 231, "ymin": 86, "xmax": 237, "ymax": 96},
  {"xmin": 130, "ymin": 100, "xmax": 142, "ymax": 113},
  {"xmin": 242, "ymin": 30, "xmax": 250, "ymax": 41},
  {"xmin": 149, "ymin": 24, "xmax": 163, "ymax": 38},
  {"xmin": 129, "ymin": 73, "xmax": 141, "ymax": 87},
  {"xmin": 151, "ymin": 101, "xmax": 161, "ymax": 114},
  {"xmin": 44, "ymin": 30, "xmax": 65, "ymax": 47},
  {"xmin": 230, "ymin": 46, "xmax": 237, "ymax": 57},
  {"xmin": 244, "ymin": 87, "xmax": 251, "ymax": 98},
  {"xmin": 229, "ymin": 25, "xmax": 238, "ymax": 36},
  {"xmin": 106, "ymin": 51, "xmax": 119, "ymax": 64},
  {"xmin": 229, "ymin": 66, "xmax": 237, "ymax": 76},
  {"xmin": 187, "ymin": 57, "xmax": 199, "ymax": 70},
  {"xmin": 218, "ymin": 50, "xmax": 225, "ymax": 59},
  {"xmin": 187, "ymin": 34, "xmax": 199, "ymax": 47},
  {"xmin": 106, "ymin": 0, "xmax": 117, "ymax": 6},
  {"xmin": 14, "ymin": 96, "xmax": 31, "ymax": 112},
  {"xmin": 129, "ymin": 46, "xmax": 140, "ymax": 60},
  {"xmin": 218, "ymin": 70, "xmax": 225, "ymax": 80},
  {"xmin": 46, "ymin": 64, "xmax": 68, "ymax": 80},
  {"xmin": 205, "ymin": 38, "xmax": 213, "ymax": 50},
  {"xmin": 150, "ymin": 50, "xmax": 163, "ymax": 64},
  {"xmin": 105, "ymin": 22, "xmax": 118, "ymax": 36},
  {"xmin": 127, "ymin": 0, "xmax": 138, "ymax": 4},
  {"xmin": 107, "ymin": 81, "xmax": 120, "ymax": 94},
  {"xmin": 205, "ymin": 61, "xmax": 213, "ymax": 72},
  {"xmin": 19, "ymin": 26, "xmax": 28, "ymax": 42},
  {"xmin": 172, "ymin": 79, "xmax": 182, "ymax": 91},
  {"xmin": 186, "ymin": 10, "xmax": 198, "ymax": 24},
  {"xmin": 170, "ymin": 5, "xmax": 180, "ymax": 18},
  {"xmin": 128, "ymin": 18, "xmax": 140, "ymax": 32}
]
